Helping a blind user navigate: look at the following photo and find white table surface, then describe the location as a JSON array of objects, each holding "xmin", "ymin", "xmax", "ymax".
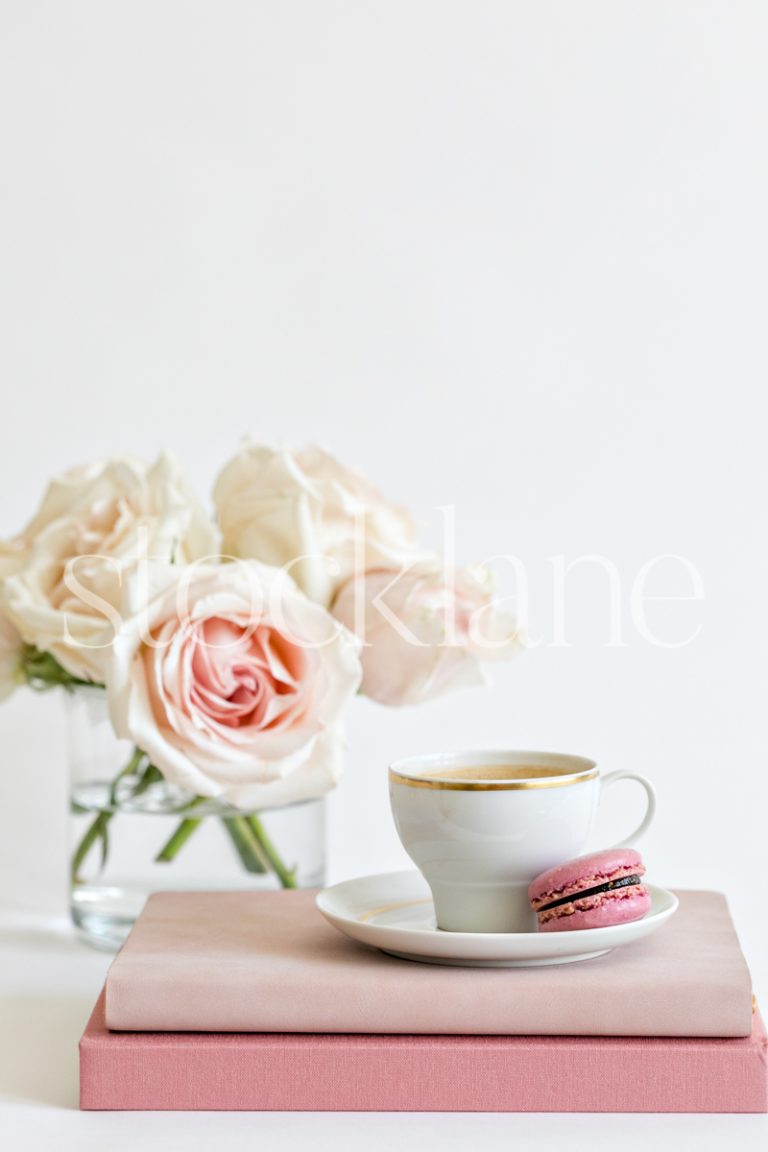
[{"xmin": 1, "ymin": 909, "xmax": 766, "ymax": 1152}]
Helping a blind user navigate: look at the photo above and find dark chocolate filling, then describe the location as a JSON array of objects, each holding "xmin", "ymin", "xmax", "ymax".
[{"xmin": 538, "ymin": 874, "xmax": 643, "ymax": 913}]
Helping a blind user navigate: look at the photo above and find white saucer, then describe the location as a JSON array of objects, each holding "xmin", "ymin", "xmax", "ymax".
[{"xmin": 316, "ymin": 870, "xmax": 679, "ymax": 967}]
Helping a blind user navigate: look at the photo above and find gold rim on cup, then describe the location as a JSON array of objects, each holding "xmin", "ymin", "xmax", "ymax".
[{"xmin": 388, "ymin": 758, "xmax": 599, "ymax": 791}]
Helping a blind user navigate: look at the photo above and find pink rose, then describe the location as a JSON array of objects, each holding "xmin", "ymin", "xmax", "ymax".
[
  {"xmin": 332, "ymin": 561, "xmax": 519, "ymax": 706},
  {"xmin": 106, "ymin": 560, "xmax": 362, "ymax": 809}
]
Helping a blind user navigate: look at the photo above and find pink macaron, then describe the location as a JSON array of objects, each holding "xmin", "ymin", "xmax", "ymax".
[{"xmin": 528, "ymin": 848, "xmax": 651, "ymax": 932}]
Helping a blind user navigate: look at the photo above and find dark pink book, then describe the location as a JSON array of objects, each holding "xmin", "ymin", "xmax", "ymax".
[{"xmin": 80, "ymin": 993, "xmax": 768, "ymax": 1113}]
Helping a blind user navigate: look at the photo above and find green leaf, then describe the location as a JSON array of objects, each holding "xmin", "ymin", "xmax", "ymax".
[{"xmin": 21, "ymin": 645, "xmax": 103, "ymax": 693}]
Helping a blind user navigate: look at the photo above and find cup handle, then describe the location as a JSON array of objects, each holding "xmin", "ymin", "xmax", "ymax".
[{"xmin": 600, "ymin": 771, "xmax": 656, "ymax": 849}]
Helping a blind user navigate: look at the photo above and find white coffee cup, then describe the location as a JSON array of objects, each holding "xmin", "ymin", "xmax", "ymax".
[{"xmin": 388, "ymin": 749, "xmax": 656, "ymax": 933}]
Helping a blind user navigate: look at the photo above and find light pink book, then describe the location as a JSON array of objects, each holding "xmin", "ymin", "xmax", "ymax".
[
  {"xmin": 81, "ymin": 992, "xmax": 768, "ymax": 1112},
  {"xmin": 105, "ymin": 888, "xmax": 753, "ymax": 1037}
]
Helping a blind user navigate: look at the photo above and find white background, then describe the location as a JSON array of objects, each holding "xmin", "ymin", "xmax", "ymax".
[{"xmin": 1, "ymin": 2, "xmax": 767, "ymax": 1147}]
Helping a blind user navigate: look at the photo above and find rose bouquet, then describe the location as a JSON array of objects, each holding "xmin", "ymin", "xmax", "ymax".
[{"xmin": 0, "ymin": 443, "xmax": 518, "ymax": 941}]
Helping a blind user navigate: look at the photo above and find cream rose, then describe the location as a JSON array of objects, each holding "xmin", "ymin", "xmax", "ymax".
[
  {"xmin": 4, "ymin": 454, "xmax": 217, "ymax": 683},
  {"xmin": 332, "ymin": 561, "xmax": 519, "ymax": 706},
  {"xmin": 0, "ymin": 541, "xmax": 28, "ymax": 700},
  {"xmin": 213, "ymin": 443, "xmax": 421, "ymax": 607},
  {"xmin": 106, "ymin": 560, "xmax": 362, "ymax": 809}
]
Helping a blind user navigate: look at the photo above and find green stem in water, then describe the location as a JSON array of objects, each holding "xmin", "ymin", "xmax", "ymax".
[
  {"xmin": 72, "ymin": 742, "xmax": 298, "ymax": 890},
  {"xmin": 154, "ymin": 797, "xmax": 208, "ymax": 863},
  {"xmin": 155, "ymin": 810, "xmax": 296, "ymax": 888},
  {"xmin": 129, "ymin": 763, "xmax": 164, "ymax": 798},
  {"xmin": 245, "ymin": 814, "xmax": 297, "ymax": 889},
  {"xmin": 155, "ymin": 810, "xmax": 270, "ymax": 872},
  {"xmin": 71, "ymin": 756, "xmax": 162, "ymax": 885},
  {"xmin": 71, "ymin": 811, "xmax": 111, "ymax": 885},
  {"xmin": 221, "ymin": 816, "xmax": 269, "ymax": 874},
  {"xmin": 109, "ymin": 747, "xmax": 146, "ymax": 806},
  {"xmin": 155, "ymin": 817, "xmax": 203, "ymax": 862}
]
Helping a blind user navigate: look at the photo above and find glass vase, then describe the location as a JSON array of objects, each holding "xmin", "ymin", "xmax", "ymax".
[{"xmin": 67, "ymin": 688, "xmax": 326, "ymax": 950}]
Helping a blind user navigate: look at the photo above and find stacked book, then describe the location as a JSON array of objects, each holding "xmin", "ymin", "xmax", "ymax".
[{"xmin": 80, "ymin": 888, "xmax": 768, "ymax": 1112}]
